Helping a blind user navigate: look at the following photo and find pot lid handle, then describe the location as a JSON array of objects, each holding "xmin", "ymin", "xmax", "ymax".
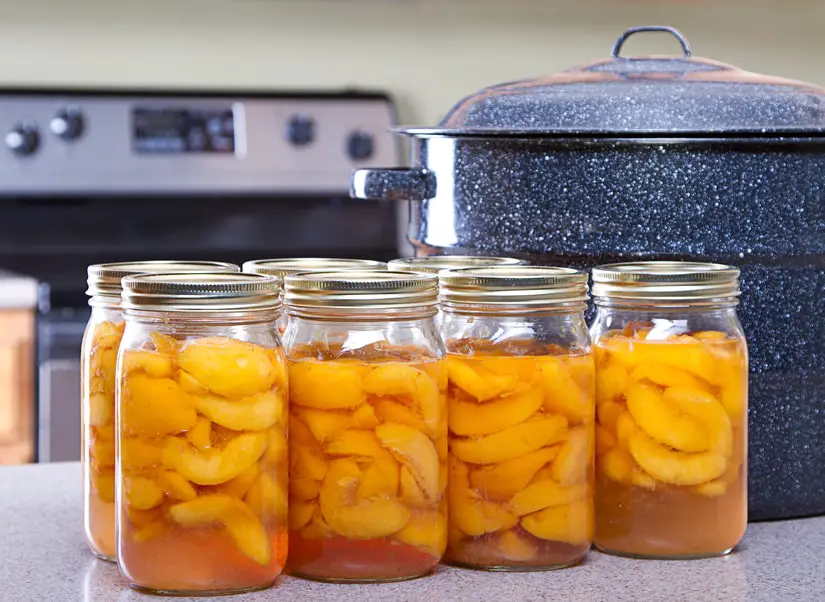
[{"xmin": 611, "ymin": 25, "xmax": 691, "ymax": 59}]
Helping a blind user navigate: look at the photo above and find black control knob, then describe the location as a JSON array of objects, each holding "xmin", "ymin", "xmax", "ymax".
[
  {"xmin": 286, "ymin": 115, "xmax": 315, "ymax": 146},
  {"xmin": 5, "ymin": 123, "xmax": 39, "ymax": 156},
  {"xmin": 347, "ymin": 131, "xmax": 374, "ymax": 161},
  {"xmin": 50, "ymin": 106, "xmax": 84, "ymax": 141}
]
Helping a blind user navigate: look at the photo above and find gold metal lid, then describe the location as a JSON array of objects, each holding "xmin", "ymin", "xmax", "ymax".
[
  {"xmin": 121, "ymin": 272, "xmax": 281, "ymax": 312},
  {"xmin": 87, "ymin": 260, "xmax": 239, "ymax": 297},
  {"xmin": 284, "ymin": 270, "xmax": 438, "ymax": 311},
  {"xmin": 387, "ymin": 255, "xmax": 524, "ymax": 275},
  {"xmin": 591, "ymin": 262, "xmax": 741, "ymax": 301},
  {"xmin": 242, "ymin": 258, "xmax": 386, "ymax": 280},
  {"xmin": 439, "ymin": 266, "xmax": 588, "ymax": 307}
]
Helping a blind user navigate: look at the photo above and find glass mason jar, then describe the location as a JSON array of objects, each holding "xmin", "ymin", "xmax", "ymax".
[
  {"xmin": 282, "ymin": 270, "xmax": 447, "ymax": 582},
  {"xmin": 590, "ymin": 262, "xmax": 748, "ymax": 559},
  {"xmin": 82, "ymin": 260, "xmax": 238, "ymax": 562},
  {"xmin": 439, "ymin": 266, "xmax": 595, "ymax": 571},
  {"xmin": 116, "ymin": 272, "xmax": 288, "ymax": 595},
  {"xmin": 387, "ymin": 255, "xmax": 524, "ymax": 276},
  {"xmin": 242, "ymin": 258, "xmax": 386, "ymax": 336}
]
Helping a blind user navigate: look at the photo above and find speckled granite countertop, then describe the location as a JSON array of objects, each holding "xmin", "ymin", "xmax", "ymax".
[{"xmin": 1, "ymin": 463, "xmax": 823, "ymax": 602}]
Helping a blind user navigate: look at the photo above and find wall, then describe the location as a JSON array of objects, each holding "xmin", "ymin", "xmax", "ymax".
[{"xmin": 0, "ymin": 0, "xmax": 823, "ymax": 124}]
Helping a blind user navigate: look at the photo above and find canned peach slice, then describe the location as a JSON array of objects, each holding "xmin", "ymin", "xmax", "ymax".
[
  {"xmin": 326, "ymin": 429, "xmax": 391, "ymax": 459},
  {"xmin": 600, "ymin": 337, "xmax": 722, "ymax": 386},
  {"xmin": 375, "ymin": 423, "xmax": 440, "ymax": 500},
  {"xmin": 124, "ymin": 476, "xmax": 164, "ymax": 510},
  {"xmin": 169, "ymin": 494, "xmax": 272, "ymax": 566},
  {"xmin": 628, "ymin": 364, "xmax": 711, "ymax": 392},
  {"xmin": 539, "ymin": 359, "xmax": 594, "ymax": 425},
  {"xmin": 628, "ymin": 430, "xmax": 728, "ymax": 486},
  {"xmin": 121, "ymin": 374, "xmax": 197, "ymax": 436},
  {"xmin": 157, "ymin": 470, "xmax": 197, "ymax": 502},
  {"xmin": 194, "ymin": 390, "xmax": 282, "ymax": 431},
  {"xmin": 395, "ymin": 511, "xmax": 447, "ymax": 558},
  {"xmin": 626, "ymin": 382, "xmax": 710, "ymax": 453},
  {"xmin": 289, "ymin": 501, "xmax": 315, "ymax": 531},
  {"xmin": 507, "ymin": 479, "xmax": 588, "ymax": 516},
  {"xmin": 496, "ymin": 530, "xmax": 537, "ymax": 562},
  {"xmin": 122, "ymin": 350, "xmax": 174, "ymax": 378},
  {"xmin": 400, "ymin": 465, "xmax": 429, "ymax": 507},
  {"xmin": 88, "ymin": 393, "xmax": 113, "ymax": 427},
  {"xmin": 520, "ymin": 499, "xmax": 593, "ymax": 546},
  {"xmin": 449, "ymin": 387, "xmax": 543, "ymax": 437},
  {"xmin": 448, "ymin": 458, "xmax": 518, "ymax": 537},
  {"xmin": 447, "ymin": 357, "xmax": 519, "ymax": 401},
  {"xmin": 595, "ymin": 364, "xmax": 627, "ymax": 404},
  {"xmin": 363, "ymin": 364, "xmax": 441, "ymax": 430},
  {"xmin": 290, "ymin": 477, "xmax": 322, "ymax": 502},
  {"xmin": 186, "ymin": 417, "xmax": 212, "ymax": 451},
  {"xmin": 295, "ymin": 407, "xmax": 365, "ymax": 443},
  {"xmin": 469, "ymin": 446, "xmax": 560, "ymax": 502},
  {"xmin": 551, "ymin": 427, "xmax": 591, "ymax": 486},
  {"xmin": 245, "ymin": 473, "xmax": 287, "ymax": 521},
  {"xmin": 318, "ymin": 459, "xmax": 411, "ymax": 539},
  {"xmin": 450, "ymin": 415, "xmax": 568, "ymax": 465},
  {"xmin": 121, "ymin": 437, "xmax": 163, "ymax": 471},
  {"xmin": 178, "ymin": 337, "xmax": 276, "ymax": 399},
  {"xmin": 356, "ymin": 457, "xmax": 400, "ymax": 501},
  {"xmin": 371, "ymin": 399, "xmax": 431, "ymax": 436},
  {"xmin": 161, "ymin": 431, "xmax": 268, "ymax": 486},
  {"xmin": 289, "ymin": 362, "xmax": 363, "ymax": 409},
  {"xmin": 216, "ymin": 464, "xmax": 260, "ymax": 499}
]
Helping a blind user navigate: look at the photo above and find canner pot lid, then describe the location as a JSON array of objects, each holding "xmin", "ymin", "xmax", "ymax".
[{"xmin": 398, "ymin": 25, "xmax": 825, "ymax": 138}]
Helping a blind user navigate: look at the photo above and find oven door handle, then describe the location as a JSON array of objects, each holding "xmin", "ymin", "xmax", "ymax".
[{"xmin": 350, "ymin": 168, "xmax": 437, "ymax": 202}]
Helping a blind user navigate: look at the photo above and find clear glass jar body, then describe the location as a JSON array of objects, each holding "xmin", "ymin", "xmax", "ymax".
[
  {"xmin": 283, "ymin": 311, "xmax": 447, "ymax": 582},
  {"xmin": 82, "ymin": 298, "xmax": 125, "ymax": 561},
  {"xmin": 590, "ymin": 303, "xmax": 748, "ymax": 559},
  {"xmin": 116, "ymin": 310, "xmax": 288, "ymax": 595},
  {"xmin": 442, "ymin": 307, "xmax": 595, "ymax": 570}
]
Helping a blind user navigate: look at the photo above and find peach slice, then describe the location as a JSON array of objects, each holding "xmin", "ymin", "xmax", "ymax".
[
  {"xmin": 372, "ymin": 399, "xmax": 431, "ymax": 436},
  {"xmin": 326, "ymin": 429, "xmax": 390, "ymax": 459},
  {"xmin": 121, "ymin": 375, "xmax": 197, "ymax": 436},
  {"xmin": 150, "ymin": 331, "xmax": 179, "ymax": 355},
  {"xmin": 88, "ymin": 392, "xmax": 113, "ymax": 428},
  {"xmin": 469, "ymin": 446, "xmax": 560, "ymax": 501},
  {"xmin": 357, "ymin": 457, "xmax": 400, "ymax": 501},
  {"xmin": 551, "ymin": 426, "xmax": 591, "ymax": 486},
  {"xmin": 395, "ymin": 511, "xmax": 447, "ymax": 558},
  {"xmin": 400, "ymin": 465, "xmax": 429, "ymax": 508},
  {"xmin": 626, "ymin": 382, "xmax": 709, "ymax": 453},
  {"xmin": 595, "ymin": 364, "xmax": 628, "ymax": 405},
  {"xmin": 539, "ymin": 358, "xmax": 595, "ymax": 425},
  {"xmin": 597, "ymin": 400, "xmax": 625, "ymax": 434},
  {"xmin": 124, "ymin": 476, "xmax": 164, "ymax": 510},
  {"xmin": 450, "ymin": 415, "xmax": 568, "ymax": 465},
  {"xmin": 92, "ymin": 320, "xmax": 124, "ymax": 350},
  {"xmin": 295, "ymin": 407, "xmax": 356, "ymax": 443},
  {"xmin": 448, "ymin": 457, "xmax": 517, "ymax": 537},
  {"xmin": 319, "ymin": 459, "xmax": 411, "ymax": 539},
  {"xmin": 263, "ymin": 426, "xmax": 288, "ymax": 466},
  {"xmin": 186, "ymin": 417, "xmax": 212, "ymax": 451},
  {"xmin": 245, "ymin": 472, "xmax": 288, "ymax": 521},
  {"xmin": 447, "ymin": 358, "xmax": 518, "ymax": 401},
  {"xmin": 161, "ymin": 431, "xmax": 267, "ymax": 486},
  {"xmin": 290, "ymin": 477, "xmax": 322, "ymax": 502},
  {"xmin": 290, "ymin": 361, "xmax": 363, "ymax": 409},
  {"xmin": 216, "ymin": 463, "xmax": 260, "ymax": 499},
  {"xmin": 496, "ymin": 530, "xmax": 537, "ymax": 562},
  {"xmin": 363, "ymin": 364, "xmax": 441, "ymax": 431},
  {"xmin": 194, "ymin": 390, "xmax": 281, "ymax": 432},
  {"xmin": 375, "ymin": 423, "xmax": 439, "ymax": 501},
  {"xmin": 121, "ymin": 437, "xmax": 163, "ymax": 471},
  {"xmin": 299, "ymin": 506, "xmax": 335, "ymax": 540},
  {"xmin": 508, "ymin": 479, "xmax": 588, "ymax": 516},
  {"xmin": 628, "ymin": 429, "xmax": 727, "ymax": 486},
  {"xmin": 628, "ymin": 363, "xmax": 711, "ymax": 392},
  {"xmin": 595, "ymin": 425, "xmax": 616, "ymax": 456},
  {"xmin": 520, "ymin": 499, "xmax": 593, "ymax": 546},
  {"xmin": 170, "ymin": 494, "xmax": 271, "ymax": 566},
  {"xmin": 121, "ymin": 350, "xmax": 174, "ymax": 379},
  {"xmin": 178, "ymin": 337, "xmax": 276, "ymax": 399},
  {"xmin": 289, "ymin": 501, "xmax": 315, "ymax": 531},
  {"xmin": 157, "ymin": 470, "xmax": 197, "ymax": 501},
  {"xmin": 449, "ymin": 387, "xmax": 543, "ymax": 437}
]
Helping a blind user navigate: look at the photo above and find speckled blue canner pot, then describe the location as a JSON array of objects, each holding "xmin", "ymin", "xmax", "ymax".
[{"xmin": 352, "ymin": 27, "xmax": 825, "ymax": 521}]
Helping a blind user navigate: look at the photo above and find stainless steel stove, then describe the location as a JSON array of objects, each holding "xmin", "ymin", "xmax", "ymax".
[{"xmin": 0, "ymin": 87, "xmax": 403, "ymax": 462}]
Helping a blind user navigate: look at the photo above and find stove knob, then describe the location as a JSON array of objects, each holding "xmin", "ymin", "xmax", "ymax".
[
  {"xmin": 347, "ymin": 131, "xmax": 374, "ymax": 161},
  {"xmin": 5, "ymin": 123, "xmax": 39, "ymax": 156},
  {"xmin": 286, "ymin": 115, "xmax": 315, "ymax": 146},
  {"xmin": 50, "ymin": 106, "xmax": 85, "ymax": 141}
]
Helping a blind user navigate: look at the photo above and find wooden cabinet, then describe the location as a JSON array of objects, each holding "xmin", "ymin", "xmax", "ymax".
[{"xmin": 0, "ymin": 309, "xmax": 35, "ymax": 464}]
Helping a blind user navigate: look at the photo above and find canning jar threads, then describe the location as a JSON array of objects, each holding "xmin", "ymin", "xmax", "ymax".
[
  {"xmin": 242, "ymin": 258, "xmax": 386, "ymax": 335},
  {"xmin": 590, "ymin": 261, "xmax": 748, "ymax": 559},
  {"xmin": 81, "ymin": 261, "xmax": 238, "ymax": 562},
  {"xmin": 439, "ymin": 266, "xmax": 594, "ymax": 571},
  {"xmin": 283, "ymin": 270, "xmax": 447, "ymax": 582},
  {"xmin": 116, "ymin": 272, "xmax": 287, "ymax": 594}
]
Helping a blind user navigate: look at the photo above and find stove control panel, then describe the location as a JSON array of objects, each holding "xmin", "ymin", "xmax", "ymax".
[{"xmin": 0, "ymin": 90, "xmax": 399, "ymax": 195}]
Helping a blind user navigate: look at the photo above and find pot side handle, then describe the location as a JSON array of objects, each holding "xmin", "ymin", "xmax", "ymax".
[{"xmin": 350, "ymin": 168, "xmax": 437, "ymax": 202}]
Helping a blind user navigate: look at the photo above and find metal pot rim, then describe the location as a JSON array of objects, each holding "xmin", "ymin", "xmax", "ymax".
[{"xmin": 393, "ymin": 126, "xmax": 825, "ymax": 140}]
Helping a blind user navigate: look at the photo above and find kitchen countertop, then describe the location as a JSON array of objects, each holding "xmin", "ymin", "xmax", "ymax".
[{"xmin": 1, "ymin": 463, "xmax": 823, "ymax": 602}]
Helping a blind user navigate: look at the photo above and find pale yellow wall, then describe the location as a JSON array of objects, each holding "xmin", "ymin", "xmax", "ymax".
[{"xmin": 0, "ymin": 0, "xmax": 823, "ymax": 124}]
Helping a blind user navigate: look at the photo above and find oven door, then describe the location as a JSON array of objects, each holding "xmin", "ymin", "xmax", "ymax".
[{"xmin": 37, "ymin": 309, "xmax": 87, "ymax": 462}]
